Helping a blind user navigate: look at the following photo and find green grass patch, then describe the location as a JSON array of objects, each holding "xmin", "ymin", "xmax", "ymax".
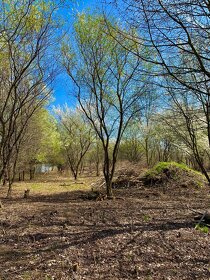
[
  {"xmin": 14, "ymin": 179, "xmax": 92, "ymax": 195},
  {"xmin": 145, "ymin": 161, "xmax": 201, "ymax": 177},
  {"xmin": 195, "ymin": 224, "xmax": 209, "ymax": 234}
]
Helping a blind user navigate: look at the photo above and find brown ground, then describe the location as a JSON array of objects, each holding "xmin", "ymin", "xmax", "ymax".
[{"xmin": 0, "ymin": 175, "xmax": 209, "ymax": 280}]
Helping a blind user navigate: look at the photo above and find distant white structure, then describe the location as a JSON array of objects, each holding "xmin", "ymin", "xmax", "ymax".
[{"xmin": 35, "ymin": 164, "xmax": 54, "ymax": 174}]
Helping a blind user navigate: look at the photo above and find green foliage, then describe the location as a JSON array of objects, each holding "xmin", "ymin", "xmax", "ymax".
[
  {"xmin": 56, "ymin": 106, "xmax": 94, "ymax": 155},
  {"xmin": 119, "ymin": 139, "xmax": 144, "ymax": 162},
  {"xmin": 0, "ymin": 0, "xmax": 58, "ymax": 80},
  {"xmin": 55, "ymin": 106, "xmax": 94, "ymax": 179},
  {"xmin": 35, "ymin": 109, "xmax": 63, "ymax": 164},
  {"xmin": 145, "ymin": 161, "xmax": 202, "ymax": 178},
  {"xmin": 62, "ymin": 12, "xmax": 144, "ymax": 123},
  {"xmin": 119, "ymin": 121, "xmax": 144, "ymax": 162},
  {"xmin": 18, "ymin": 108, "xmax": 63, "ymax": 168},
  {"xmin": 195, "ymin": 224, "xmax": 209, "ymax": 234},
  {"xmin": 144, "ymin": 161, "xmax": 205, "ymax": 187},
  {"xmin": 1, "ymin": 0, "xmax": 55, "ymax": 33},
  {"xmin": 143, "ymin": 214, "xmax": 151, "ymax": 222}
]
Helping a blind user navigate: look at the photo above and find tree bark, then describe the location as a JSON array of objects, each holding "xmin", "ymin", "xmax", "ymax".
[
  {"xmin": 105, "ymin": 177, "xmax": 114, "ymax": 199},
  {"xmin": 6, "ymin": 183, "xmax": 12, "ymax": 198}
]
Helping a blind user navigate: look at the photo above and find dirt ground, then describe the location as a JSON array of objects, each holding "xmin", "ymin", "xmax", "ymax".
[{"xmin": 0, "ymin": 175, "xmax": 209, "ymax": 280}]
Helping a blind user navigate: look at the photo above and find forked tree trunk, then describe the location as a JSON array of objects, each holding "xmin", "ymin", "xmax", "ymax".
[
  {"xmin": 104, "ymin": 169, "xmax": 114, "ymax": 199},
  {"xmin": 71, "ymin": 168, "xmax": 78, "ymax": 180}
]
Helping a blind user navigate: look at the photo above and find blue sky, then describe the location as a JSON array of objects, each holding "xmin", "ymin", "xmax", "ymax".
[{"xmin": 50, "ymin": 0, "xmax": 105, "ymax": 109}]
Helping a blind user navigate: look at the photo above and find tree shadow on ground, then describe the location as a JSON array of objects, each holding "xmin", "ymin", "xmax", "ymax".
[
  {"xmin": 1, "ymin": 190, "xmax": 92, "ymax": 204},
  {"xmin": 0, "ymin": 185, "xmax": 209, "ymax": 280}
]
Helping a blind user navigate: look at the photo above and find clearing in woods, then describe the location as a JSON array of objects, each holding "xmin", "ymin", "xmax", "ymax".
[{"xmin": 0, "ymin": 173, "xmax": 209, "ymax": 280}]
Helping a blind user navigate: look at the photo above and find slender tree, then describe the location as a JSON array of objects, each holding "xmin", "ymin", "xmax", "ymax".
[
  {"xmin": 56, "ymin": 106, "xmax": 94, "ymax": 180},
  {"xmin": 62, "ymin": 13, "xmax": 147, "ymax": 198}
]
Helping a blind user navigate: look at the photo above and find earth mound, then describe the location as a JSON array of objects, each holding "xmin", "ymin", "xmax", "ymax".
[{"xmin": 143, "ymin": 162, "xmax": 205, "ymax": 188}]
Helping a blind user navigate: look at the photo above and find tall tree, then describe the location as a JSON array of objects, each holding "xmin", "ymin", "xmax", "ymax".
[
  {"xmin": 0, "ymin": 0, "xmax": 60, "ymax": 195},
  {"xmin": 62, "ymin": 13, "xmax": 148, "ymax": 198}
]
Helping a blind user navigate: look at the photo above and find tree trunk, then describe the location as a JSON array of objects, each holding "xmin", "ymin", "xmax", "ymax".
[
  {"xmin": 79, "ymin": 161, "xmax": 84, "ymax": 175},
  {"xmin": 96, "ymin": 139, "xmax": 100, "ymax": 176},
  {"xmin": 106, "ymin": 179, "xmax": 113, "ymax": 199},
  {"xmin": 29, "ymin": 168, "xmax": 35, "ymax": 180},
  {"xmin": 96, "ymin": 159, "xmax": 99, "ymax": 176},
  {"xmin": 145, "ymin": 137, "xmax": 150, "ymax": 167},
  {"xmin": 2, "ymin": 168, "xmax": 8, "ymax": 186},
  {"xmin": 6, "ymin": 183, "xmax": 12, "ymax": 198},
  {"xmin": 2, "ymin": 177, "xmax": 6, "ymax": 186},
  {"xmin": 72, "ymin": 170, "xmax": 77, "ymax": 180},
  {"xmin": 192, "ymin": 146, "xmax": 210, "ymax": 184},
  {"xmin": 104, "ymin": 173, "xmax": 114, "ymax": 199}
]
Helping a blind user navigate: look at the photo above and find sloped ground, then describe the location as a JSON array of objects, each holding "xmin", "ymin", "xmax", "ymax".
[
  {"xmin": 142, "ymin": 162, "xmax": 205, "ymax": 189},
  {"xmin": 0, "ymin": 178, "xmax": 209, "ymax": 280}
]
